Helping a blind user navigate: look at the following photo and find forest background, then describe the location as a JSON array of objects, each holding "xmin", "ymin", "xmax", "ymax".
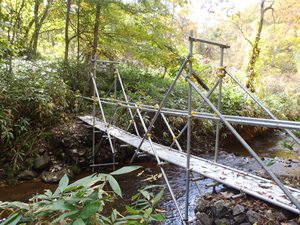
[{"xmin": 0, "ymin": 0, "xmax": 299, "ymax": 176}]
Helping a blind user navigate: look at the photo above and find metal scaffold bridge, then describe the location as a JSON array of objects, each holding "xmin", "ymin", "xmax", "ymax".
[{"xmin": 78, "ymin": 31, "xmax": 300, "ymax": 224}]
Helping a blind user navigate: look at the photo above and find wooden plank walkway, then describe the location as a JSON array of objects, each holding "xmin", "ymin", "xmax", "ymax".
[{"xmin": 79, "ymin": 115, "xmax": 300, "ymax": 214}]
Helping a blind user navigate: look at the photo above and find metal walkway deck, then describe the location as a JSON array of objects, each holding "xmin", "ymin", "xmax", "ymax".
[{"xmin": 79, "ymin": 115, "xmax": 300, "ymax": 215}]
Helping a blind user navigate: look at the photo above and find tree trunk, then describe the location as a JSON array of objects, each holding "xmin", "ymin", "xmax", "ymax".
[
  {"xmin": 246, "ymin": 0, "xmax": 273, "ymax": 92},
  {"xmin": 64, "ymin": 0, "xmax": 71, "ymax": 62},
  {"xmin": 6, "ymin": 0, "xmax": 25, "ymax": 75},
  {"xmin": 28, "ymin": 0, "xmax": 51, "ymax": 59},
  {"xmin": 92, "ymin": 2, "xmax": 101, "ymax": 59},
  {"xmin": 90, "ymin": 2, "xmax": 101, "ymax": 96},
  {"xmin": 29, "ymin": 0, "xmax": 41, "ymax": 58},
  {"xmin": 77, "ymin": 0, "xmax": 81, "ymax": 63}
]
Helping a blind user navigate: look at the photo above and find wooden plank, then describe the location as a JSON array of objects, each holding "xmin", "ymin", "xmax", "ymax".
[{"xmin": 79, "ymin": 115, "xmax": 300, "ymax": 214}]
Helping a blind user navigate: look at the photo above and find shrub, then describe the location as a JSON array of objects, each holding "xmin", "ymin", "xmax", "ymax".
[
  {"xmin": 0, "ymin": 166, "xmax": 165, "ymax": 225},
  {"xmin": 0, "ymin": 59, "xmax": 71, "ymax": 173}
]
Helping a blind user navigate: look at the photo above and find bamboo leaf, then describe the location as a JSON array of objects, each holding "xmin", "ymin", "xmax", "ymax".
[
  {"xmin": 110, "ymin": 166, "xmax": 141, "ymax": 175},
  {"xmin": 107, "ymin": 175, "xmax": 122, "ymax": 197},
  {"xmin": 151, "ymin": 188, "xmax": 164, "ymax": 206},
  {"xmin": 54, "ymin": 174, "xmax": 69, "ymax": 195},
  {"xmin": 0, "ymin": 212, "xmax": 22, "ymax": 225},
  {"xmin": 72, "ymin": 218, "xmax": 85, "ymax": 225},
  {"xmin": 80, "ymin": 202, "xmax": 101, "ymax": 219}
]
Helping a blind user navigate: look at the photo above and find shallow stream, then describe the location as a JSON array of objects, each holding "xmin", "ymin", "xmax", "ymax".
[{"xmin": 0, "ymin": 131, "xmax": 299, "ymax": 224}]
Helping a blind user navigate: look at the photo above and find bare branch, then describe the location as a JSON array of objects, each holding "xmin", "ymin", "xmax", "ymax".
[
  {"xmin": 263, "ymin": 1, "xmax": 274, "ymax": 13},
  {"xmin": 227, "ymin": 20, "xmax": 253, "ymax": 47}
]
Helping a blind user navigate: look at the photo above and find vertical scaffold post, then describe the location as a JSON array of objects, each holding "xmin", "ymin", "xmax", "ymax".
[
  {"xmin": 113, "ymin": 70, "xmax": 117, "ymax": 170},
  {"xmin": 185, "ymin": 30, "xmax": 193, "ymax": 223},
  {"xmin": 214, "ymin": 47, "xmax": 224, "ymax": 162},
  {"xmin": 92, "ymin": 59, "xmax": 96, "ymax": 173}
]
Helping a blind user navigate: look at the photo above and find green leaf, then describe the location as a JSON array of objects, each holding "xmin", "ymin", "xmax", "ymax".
[
  {"xmin": 0, "ymin": 201, "xmax": 29, "ymax": 210},
  {"xmin": 110, "ymin": 166, "xmax": 142, "ymax": 175},
  {"xmin": 107, "ymin": 175, "xmax": 122, "ymax": 197},
  {"xmin": 54, "ymin": 174, "xmax": 69, "ymax": 195},
  {"xmin": 0, "ymin": 212, "xmax": 22, "ymax": 225},
  {"xmin": 140, "ymin": 190, "xmax": 150, "ymax": 200},
  {"xmin": 52, "ymin": 210, "xmax": 79, "ymax": 224},
  {"xmin": 59, "ymin": 174, "xmax": 69, "ymax": 190},
  {"xmin": 122, "ymin": 214, "xmax": 143, "ymax": 220},
  {"xmin": 111, "ymin": 209, "xmax": 118, "ymax": 222},
  {"xmin": 150, "ymin": 213, "xmax": 165, "ymax": 221},
  {"xmin": 45, "ymin": 200, "xmax": 75, "ymax": 211},
  {"xmin": 125, "ymin": 206, "xmax": 139, "ymax": 214},
  {"xmin": 63, "ymin": 185, "xmax": 82, "ymax": 193},
  {"xmin": 99, "ymin": 215, "xmax": 111, "ymax": 223},
  {"xmin": 67, "ymin": 174, "xmax": 99, "ymax": 189},
  {"xmin": 80, "ymin": 201, "xmax": 101, "ymax": 219},
  {"xmin": 131, "ymin": 192, "xmax": 140, "ymax": 201},
  {"xmin": 72, "ymin": 218, "xmax": 85, "ymax": 225},
  {"xmin": 143, "ymin": 184, "xmax": 164, "ymax": 190},
  {"xmin": 151, "ymin": 188, "xmax": 164, "ymax": 206},
  {"xmin": 144, "ymin": 208, "xmax": 152, "ymax": 218}
]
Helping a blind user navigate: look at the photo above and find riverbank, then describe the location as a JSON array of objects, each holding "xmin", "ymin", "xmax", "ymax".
[
  {"xmin": 0, "ymin": 119, "xmax": 299, "ymax": 224},
  {"xmin": 195, "ymin": 189, "xmax": 299, "ymax": 225},
  {"xmin": 1, "ymin": 155, "xmax": 299, "ymax": 224}
]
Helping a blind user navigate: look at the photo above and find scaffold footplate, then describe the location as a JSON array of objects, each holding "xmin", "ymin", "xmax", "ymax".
[{"xmin": 79, "ymin": 115, "xmax": 300, "ymax": 214}]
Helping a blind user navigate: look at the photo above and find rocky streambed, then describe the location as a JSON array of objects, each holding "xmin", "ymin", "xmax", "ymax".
[
  {"xmin": 0, "ymin": 119, "xmax": 300, "ymax": 224},
  {"xmin": 194, "ymin": 189, "xmax": 299, "ymax": 225}
]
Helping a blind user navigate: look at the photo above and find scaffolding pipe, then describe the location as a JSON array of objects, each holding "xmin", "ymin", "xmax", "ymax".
[
  {"xmin": 160, "ymin": 113, "xmax": 183, "ymax": 152},
  {"xmin": 184, "ymin": 75, "xmax": 300, "ymax": 211},
  {"xmin": 134, "ymin": 105, "xmax": 185, "ymax": 222},
  {"xmin": 130, "ymin": 56, "xmax": 191, "ymax": 163},
  {"xmin": 92, "ymin": 89, "xmax": 96, "ymax": 172},
  {"xmin": 116, "ymin": 69, "xmax": 140, "ymax": 137},
  {"xmin": 225, "ymin": 68, "xmax": 300, "ymax": 146},
  {"xmin": 214, "ymin": 47, "xmax": 224, "ymax": 162},
  {"xmin": 189, "ymin": 37, "xmax": 230, "ymax": 49},
  {"xmin": 168, "ymin": 79, "xmax": 220, "ymax": 150},
  {"xmin": 161, "ymin": 111, "xmax": 203, "ymax": 197},
  {"xmin": 92, "ymin": 61, "xmax": 97, "ymax": 172},
  {"xmin": 185, "ymin": 30, "xmax": 193, "ymax": 222},
  {"xmin": 91, "ymin": 74, "xmax": 116, "ymax": 155},
  {"xmin": 93, "ymin": 98, "xmax": 300, "ymax": 130}
]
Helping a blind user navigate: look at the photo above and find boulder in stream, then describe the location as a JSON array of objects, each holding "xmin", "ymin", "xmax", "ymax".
[
  {"xmin": 34, "ymin": 155, "xmax": 50, "ymax": 170},
  {"xmin": 41, "ymin": 165, "xmax": 73, "ymax": 183},
  {"xmin": 17, "ymin": 169, "xmax": 38, "ymax": 180}
]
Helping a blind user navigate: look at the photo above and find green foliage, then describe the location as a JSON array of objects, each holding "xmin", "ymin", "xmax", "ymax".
[
  {"xmin": 0, "ymin": 59, "xmax": 71, "ymax": 172},
  {"xmin": 0, "ymin": 59, "xmax": 69, "ymax": 124},
  {"xmin": 58, "ymin": 60, "xmax": 89, "ymax": 92},
  {"xmin": 119, "ymin": 64, "xmax": 173, "ymax": 104},
  {"xmin": 0, "ymin": 166, "xmax": 166, "ymax": 225}
]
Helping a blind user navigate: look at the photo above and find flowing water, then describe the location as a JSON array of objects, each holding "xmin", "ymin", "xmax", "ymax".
[{"xmin": 0, "ymin": 132, "xmax": 299, "ymax": 224}]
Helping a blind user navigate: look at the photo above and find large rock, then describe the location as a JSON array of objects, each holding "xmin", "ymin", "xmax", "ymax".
[
  {"xmin": 271, "ymin": 211, "xmax": 288, "ymax": 221},
  {"xmin": 246, "ymin": 210, "xmax": 260, "ymax": 224},
  {"xmin": 196, "ymin": 212, "xmax": 213, "ymax": 225},
  {"xmin": 41, "ymin": 168, "xmax": 73, "ymax": 183},
  {"xmin": 233, "ymin": 204, "xmax": 245, "ymax": 216},
  {"xmin": 34, "ymin": 155, "xmax": 50, "ymax": 170},
  {"xmin": 211, "ymin": 200, "xmax": 231, "ymax": 218},
  {"xmin": 234, "ymin": 213, "xmax": 247, "ymax": 224},
  {"xmin": 17, "ymin": 169, "xmax": 38, "ymax": 180},
  {"xmin": 195, "ymin": 198, "xmax": 210, "ymax": 213}
]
